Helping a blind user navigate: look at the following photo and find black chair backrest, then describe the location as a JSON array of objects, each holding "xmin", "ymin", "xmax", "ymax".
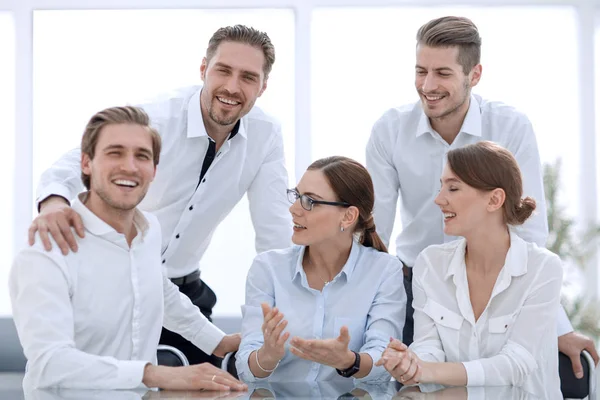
[
  {"xmin": 226, "ymin": 351, "xmax": 238, "ymax": 379},
  {"xmin": 559, "ymin": 351, "xmax": 590, "ymax": 399},
  {"xmin": 157, "ymin": 347, "xmax": 187, "ymax": 367}
]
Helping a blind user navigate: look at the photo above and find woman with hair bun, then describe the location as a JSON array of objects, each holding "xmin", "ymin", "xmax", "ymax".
[{"xmin": 377, "ymin": 141, "xmax": 562, "ymax": 399}]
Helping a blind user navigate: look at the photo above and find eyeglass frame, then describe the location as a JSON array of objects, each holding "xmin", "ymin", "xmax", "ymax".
[{"xmin": 286, "ymin": 188, "xmax": 351, "ymax": 211}]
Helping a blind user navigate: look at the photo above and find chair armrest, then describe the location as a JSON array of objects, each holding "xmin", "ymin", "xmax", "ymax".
[{"xmin": 157, "ymin": 344, "xmax": 189, "ymax": 367}]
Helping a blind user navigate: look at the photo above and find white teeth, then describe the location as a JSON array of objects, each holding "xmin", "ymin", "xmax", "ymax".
[
  {"xmin": 443, "ymin": 212, "xmax": 456, "ymax": 219},
  {"xmin": 217, "ymin": 97, "xmax": 240, "ymax": 105},
  {"xmin": 113, "ymin": 179, "xmax": 138, "ymax": 187},
  {"xmin": 294, "ymin": 223, "xmax": 306, "ymax": 229},
  {"xmin": 425, "ymin": 95, "xmax": 443, "ymax": 101}
]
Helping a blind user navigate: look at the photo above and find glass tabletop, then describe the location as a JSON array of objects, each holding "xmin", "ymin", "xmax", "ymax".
[{"xmin": 0, "ymin": 374, "xmax": 541, "ymax": 400}]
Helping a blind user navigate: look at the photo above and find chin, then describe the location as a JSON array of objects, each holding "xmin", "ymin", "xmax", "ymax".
[{"xmin": 291, "ymin": 232, "xmax": 309, "ymax": 246}]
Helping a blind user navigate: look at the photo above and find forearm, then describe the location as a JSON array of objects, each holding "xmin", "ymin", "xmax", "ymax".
[
  {"xmin": 421, "ymin": 361, "xmax": 467, "ymax": 386},
  {"xmin": 352, "ymin": 353, "xmax": 373, "ymax": 379},
  {"xmin": 248, "ymin": 349, "xmax": 279, "ymax": 379}
]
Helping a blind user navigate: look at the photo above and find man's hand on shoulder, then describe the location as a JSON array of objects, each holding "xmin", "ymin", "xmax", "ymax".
[
  {"xmin": 558, "ymin": 331, "xmax": 599, "ymax": 379},
  {"xmin": 29, "ymin": 195, "xmax": 85, "ymax": 255}
]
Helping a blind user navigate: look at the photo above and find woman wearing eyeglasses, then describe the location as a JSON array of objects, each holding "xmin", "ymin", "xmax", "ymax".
[{"xmin": 235, "ymin": 156, "xmax": 406, "ymax": 383}]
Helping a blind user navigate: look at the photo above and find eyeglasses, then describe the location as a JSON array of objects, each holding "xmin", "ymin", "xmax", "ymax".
[{"xmin": 286, "ymin": 188, "xmax": 351, "ymax": 211}]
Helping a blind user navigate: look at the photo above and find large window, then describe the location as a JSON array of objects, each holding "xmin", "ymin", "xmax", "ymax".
[
  {"xmin": 0, "ymin": 12, "xmax": 15, "ymax": 316},
  {"xmin": 33, "ymin": 9, "xmax": 295, "ymax": 317},
  {"xmin": 312, "ymin": 7, "xmax": 579, "ymax": 253}
]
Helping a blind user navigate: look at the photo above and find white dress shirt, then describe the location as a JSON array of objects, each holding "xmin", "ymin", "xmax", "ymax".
[
  {"xmin": 366, "ymin": 94, "xmax": 573, "ymax": 336},
  {"xmin": 236, "ymin": 240, "xmax": 406, "ymax": 383},
  {"xmin": 409, "ymin": 231, "xmax": 562, "ymax": 399},
  {"xmin": 36, "ymin": 85, "xmax": 292, "ymax": 279},
  {"xmin": 10, "ymin": 194, "xmax": 225, "ymax": 391}
]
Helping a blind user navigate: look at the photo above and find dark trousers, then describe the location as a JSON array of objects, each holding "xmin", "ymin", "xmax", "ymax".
[
  {"xmin": 402, "ymin": 266, "xmax": 414, "ymax": 346},
  {"xmin": 159, "ymin": 277, "xmax": 222, "ymax": 366}
]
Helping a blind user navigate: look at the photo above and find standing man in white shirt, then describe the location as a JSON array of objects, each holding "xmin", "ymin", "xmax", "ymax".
[
  {"xmin": 27, "ymin": 25, "xmax": 292, "ymax": 366},
  {"xmin": 366, "ymin": 16, "xmax": 599, "ymax": 379},
  {"xmin": 11, "ymin": 106, "xmax": 246, "ymax": 391}
]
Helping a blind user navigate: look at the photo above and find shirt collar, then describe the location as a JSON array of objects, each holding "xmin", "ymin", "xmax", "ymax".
[
  {"xmin": 415, "ymin": 94, "xmax": 482, "ymax": 138},
  {"xmin": 186, "ymin": 87, "xmax": 246, "ymax": 140},
  {"xmin": 72, "ymin": 192, "xmax": 150, "ymax": 241},
  {"xmin": 444, "ymin": 229, "xmax": 528, "ymax": 280},
  {"xmin": 293, "ymin": 240, "xmax": 361, "ymax": 283}
]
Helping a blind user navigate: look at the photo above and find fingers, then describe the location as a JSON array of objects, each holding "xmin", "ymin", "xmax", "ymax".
[
  {"xmin": 27, "ymin": 221, "xmax": 39, "ymax": 246},
  {"xmin": 584, "ymin": 339, "xmax": 600, "ymax": 366},
  {"xmin": 396, "ymin": 353, "xmax": 418, "ymax": 383},
  {"xmin": 260, "ymin": 303, "xmax": 272, "ymax": 319},
  {"xmin": 569, "ymin": 353, "xmax": 584, "ymax": 379},
  {"xmin": 212, "ymin": 372, "xmax": 247, "ymax": 391},
  {"xmin": 403, "ymin": 363, "xmax": 421, "ymax": 386},
  {"xmin": 289, "ymin": 345, "xmax": 314, "ymax": 362},
  {"xmin": 47, "ymin": 221, "xmax": 72, "ymax": 256},
  {"xmin": 57, "ymin": 216, "xmax": 80, "ymax": 253},
  {"xmin": 71, "ymin": 212, "xmax": 85, "ymax": 239},
  {"xmin": 197, "ymin": 380, "xmax": 234, "ymax": 392},
  {"xmin": 389, "ymin": 337, "xmax": 408, "ymax": 351},
  {"xmin": 338, "ymin": 326, "xmax": 350, "ymax": 343}
]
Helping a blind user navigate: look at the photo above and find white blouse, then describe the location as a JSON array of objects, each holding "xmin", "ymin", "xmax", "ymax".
[{"xmin": 410, "ymin": 231, "xmax": 562, "ymax": 399}]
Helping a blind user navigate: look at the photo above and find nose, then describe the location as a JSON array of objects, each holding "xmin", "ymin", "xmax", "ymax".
[
  {"xmin": 289, "ymin": 197, "xmax": 302, "ymax": 216},
  {"xmin": 222, "ymin": 74, "xmax": 241, "ymax": 95},
  {"xmin": 120, "ymin": 153, "xmax": 139, "ymax": 173},
  {"xmin": 421, "ymin": 73, "xmax": 438, "ymax": 93},
  {"xmin": 434, "ymin": 189, "xmax": 446, "ymax": 207}
]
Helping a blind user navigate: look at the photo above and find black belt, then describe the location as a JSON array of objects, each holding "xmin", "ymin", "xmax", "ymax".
[{"xmin": 170, "ymin": 270, "xmax": 201, "ymax": 286}]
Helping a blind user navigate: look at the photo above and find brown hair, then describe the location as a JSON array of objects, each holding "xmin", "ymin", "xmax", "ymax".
[
  {"xmin": 308, "ymin": 156, "xmax": 388, "ymax": 253},
  {"xmin": 416, "ymin": 16, "xmax": 481, "ymax": 75},
  {"xmin": 206, "ymin": 24, "xmax": 276, "ymax": 79},
  {"xmin": 446, "ymin": 141, "xmax": 536, "ymax": 225},
  {"xmin": 81, "ymin": 106, "xmax": 161, "ymax": 190}
]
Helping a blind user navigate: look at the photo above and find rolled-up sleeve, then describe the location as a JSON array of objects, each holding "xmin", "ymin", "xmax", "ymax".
[{"xmin": 355, "ymin": 259, "xmax": 406, "ymax": 383}]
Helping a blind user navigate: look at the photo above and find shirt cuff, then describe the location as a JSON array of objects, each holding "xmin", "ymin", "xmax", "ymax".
[
  {"xmin": 191, "ymin": 322, "xmax": 226, "ymax": 355},
  {"xmin": 36, "ymin": 183, "xmax": 73, "ymax": 211},
  {"xmin": 462, "ymin": 360, "xmax": 485, "ymax": 386},
  {"xmin": 118, "ymin": 360, "xmax": 149, "ymax": 389},
  {"xmin": 557, "ymin": 305, "xmax": 574, "ymax": 336},
  {"xmin": 354, "ymin": 350, "xmax": 391, "ymax": 384}
]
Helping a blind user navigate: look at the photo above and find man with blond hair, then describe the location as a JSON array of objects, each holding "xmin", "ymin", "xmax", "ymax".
[
  {"xmin": 367, "ymin": 15, "xmax": 598, "ymax": 380},
  {"xmin": 28, "ymin": 24, "xmax": 292, "ymax": 365},
  {"xmin": 11, "ymin": 106, "xmax": 245, "ymax": 392}
]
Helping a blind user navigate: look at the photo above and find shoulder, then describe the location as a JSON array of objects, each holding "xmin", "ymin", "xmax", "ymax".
[
  {"xmin": 525, "ymin": 241, "xmax": 563, "ymax": 277},
  {"xmin": 250, "ymin": 245, "xmax": 301, "ymax": 275},
  {"xmin": 414, "ymin": 239, "xmax": 465, "ymax": 276},
  {"xmin": 359, "ymin": 245, "xmax": 403, "ymax": 273},
  {"xmin": 245, "ymin": 105, "xmax": 282, "ymax": 136},
  {"xmin": 477, "ymin": 95, "xmax": 533, "ymax": 127},
  {"xmin": 134, "ymin": 85, "xmax": 200, "ymax": 125},
  {"xmin": 372, "ymin": 102, "xmax": 420, "ymax": 132}
]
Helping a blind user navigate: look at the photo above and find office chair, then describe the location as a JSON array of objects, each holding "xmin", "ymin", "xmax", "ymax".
[
  {"xmin": 559, "ymin": 350, "xmax": 596, "ymax": 399},
  {"xmin": 221, "ymin": 351, "xmax": 238, "ymax": 379},
  {"xmin": 157, "ymin": 344, "xmax": 189, "ymax": 367}
]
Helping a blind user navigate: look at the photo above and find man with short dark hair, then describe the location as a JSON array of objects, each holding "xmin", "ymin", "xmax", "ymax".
[{"xmin": 367, "ymin": 15, "xmax": 598, "ymax": 379}]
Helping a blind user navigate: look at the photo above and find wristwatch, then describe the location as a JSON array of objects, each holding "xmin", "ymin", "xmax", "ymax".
[{"xmin": 336, "ymin": 351, "xmax": 361, "ymax": 378}]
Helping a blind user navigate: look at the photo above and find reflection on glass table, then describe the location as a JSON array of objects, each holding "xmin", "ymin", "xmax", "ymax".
[{"xmin": 21, "ymin": 381, "xmax": 542, "ymax": 400}]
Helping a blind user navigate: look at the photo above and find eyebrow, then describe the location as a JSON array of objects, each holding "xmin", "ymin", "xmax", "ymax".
[
  {"xmin": 295, "ymin": 187, "xmax": 324, "ymax": 200},
  {"xmin": 103, "ymin": 144, "xmax": 153, "ymax": 157},
  {"xmin": 214, "ymin": 62, "xmax": 261, "ymax": 79},
  {"xmin": 415, "ymin": 65, "xmax": 455, "ymax": 73},
  {"xmin": 441, "ymin": 177, "xmax": 462, "ymax": 184}
]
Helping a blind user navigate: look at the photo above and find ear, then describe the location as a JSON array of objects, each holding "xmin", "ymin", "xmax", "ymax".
[
  {"xmin": 81, "ymin": 152, "xmax": 92, "ymax": 177},
  {"xmin": 469, "ymin": 64, "xmax": 482, "ymax": 87},
  {"xmin": 487, "ymin": 188, "xmax": 505, "ymax": 213},
  {"xmin": 200, "ymin": 57, "xmax": 208, "ymax": 81},
  {"xmin": 341, "ymin": 206, "xmax": 360, "ymax": 230},
  {"xmin": 258, "ymin": 78, "xmax": 268, "ymax": 97}
]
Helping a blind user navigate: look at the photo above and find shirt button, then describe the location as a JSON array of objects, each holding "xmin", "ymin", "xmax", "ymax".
[
  {"xmin": 162, "ymin": 259, "xmax": 166, "ymax": 264},
  {"xmin": 189, "ymin": 205, "xmax": 194, "ymax": 211},
  {"xmin": 440, "ymin": 316, "xmax": 444, "ymax": 320},
  {"xmin": 175, "ymin": 234, "xmax": 180, "ymax": 239},
  {"xmin": 202, "ymin": 178, "xmax": 206, "ymax": 183}
]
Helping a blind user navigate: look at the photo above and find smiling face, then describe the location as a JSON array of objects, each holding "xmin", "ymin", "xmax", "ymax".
[
  {"xmin": 81, "ymin": 123, "xmax": 156, "ymax": 212},
  {"xmin": 199, "ymin": 41, "xmax": 267, "ymax": 129},
  {"xmin": 415, "ymin": 45, "xmax": 481, "ymax": 122},
  {"xmin": 434, "ymin": 164, "xmax": 495, "ymax": 237},
  {"xmin": 289, "ymin": 169, "xmax": 354, "ymax": 246}
]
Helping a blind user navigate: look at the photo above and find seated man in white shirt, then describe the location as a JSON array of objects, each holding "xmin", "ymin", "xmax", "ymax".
[
  {"xmin": 377, "ymin": 141, "xmax": 563, "ymax": 398},
  {"xmin": 10, "ymin": 106, "xmax": 245, "ymax": 392},
  {"xmin": 27, "ymin": 25, "xmax": 293, "ymax": 367},
  {"xmin": 366, "ymin": 15, "xmax": 598, "ymax": 379}
]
